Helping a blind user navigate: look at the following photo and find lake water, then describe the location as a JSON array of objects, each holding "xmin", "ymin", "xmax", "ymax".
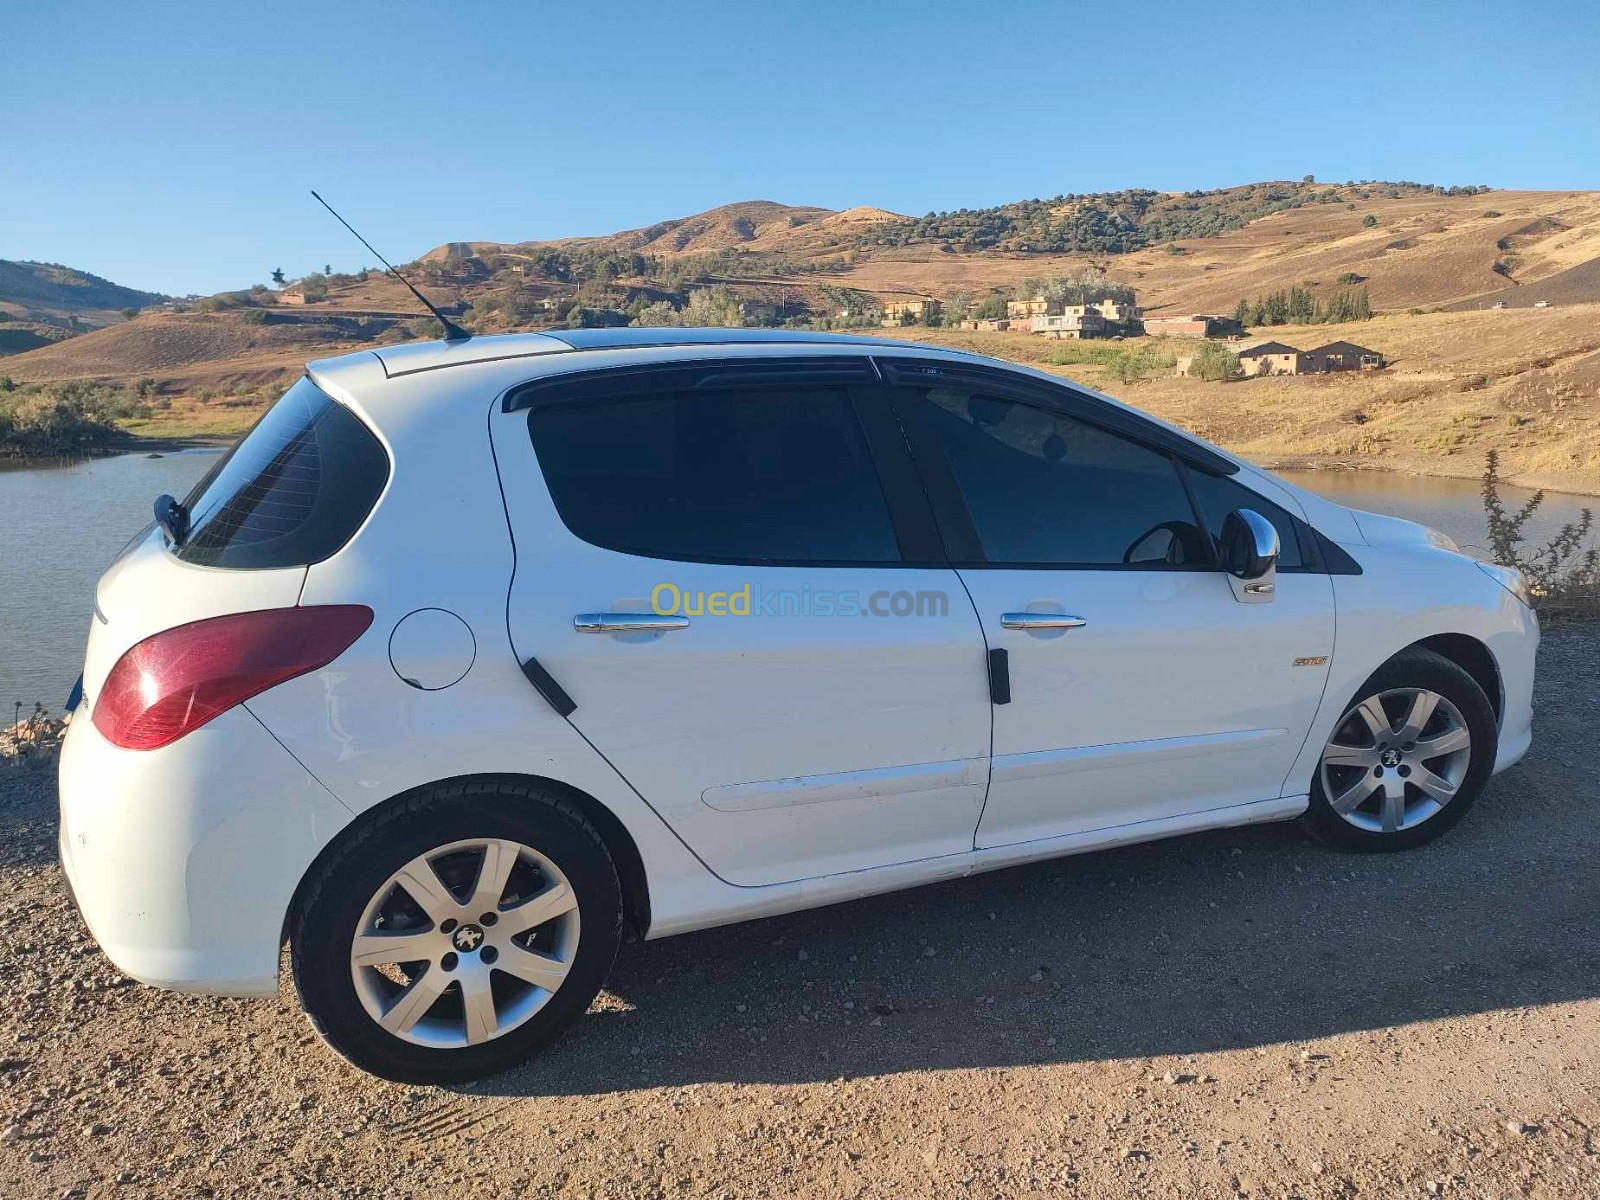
[{"xmin": 0, "ymin": 453, "xmax": 1593, "ymax": 714}]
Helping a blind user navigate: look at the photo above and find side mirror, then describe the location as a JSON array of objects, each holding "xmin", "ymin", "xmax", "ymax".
[{"xmin": 1220, "ymin": 508, "xmax": 1279, "ymax": 603}]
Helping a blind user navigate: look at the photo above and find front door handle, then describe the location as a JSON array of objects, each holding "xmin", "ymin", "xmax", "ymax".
[
  {"xmin": 574, "ymin": 613, "xmax": 690, "ymax": 634},
  {"xmin": 1000, "ymin": 612, "xmax": 1087, "ymax": 630}
]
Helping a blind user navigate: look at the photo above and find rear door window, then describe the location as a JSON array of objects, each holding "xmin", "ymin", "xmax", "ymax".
[
  {"xmin": 527, "ymin": 384, "xmax": 902, "ymax": 564},
  {"xmin": 175, "ymin": 376, "xmax": 389, "ymax": 569}
]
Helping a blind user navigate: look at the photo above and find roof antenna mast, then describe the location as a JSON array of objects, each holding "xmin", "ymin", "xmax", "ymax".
[{"xmin": 309, "ymin": 190, "xmax": 470, "ymax": 342}]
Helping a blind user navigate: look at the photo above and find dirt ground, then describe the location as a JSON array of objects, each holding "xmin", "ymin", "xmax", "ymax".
[{"xmin": 2, "ymin": 628, "xmax": 1598, "ymax": 1199}]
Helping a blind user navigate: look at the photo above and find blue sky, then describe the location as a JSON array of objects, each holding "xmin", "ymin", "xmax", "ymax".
[{"xmin": 4, "ymin": 0, "xmax": 1598, "ymax": 295}]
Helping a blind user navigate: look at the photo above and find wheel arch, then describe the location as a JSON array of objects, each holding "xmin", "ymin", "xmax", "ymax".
[
  {"xmin": 1409, "ymin": 632, "xmax": 1503, "ymax": 725},
  {"xmin": 285, "ymin": 771, "xmax": 652, "ymax": 945}
]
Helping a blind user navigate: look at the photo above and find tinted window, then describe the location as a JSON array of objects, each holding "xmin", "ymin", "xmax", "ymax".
[
  {"xmin": 1184, "ymin": 471, "xmax": 1304, "ymax": 568},
  {"xmin": 528, "ymin": 386, "xmax": 901, "ymax": 564},
  {"xmin": 915, "ymin": 388, "xmax": 1206, "ymax": 566},
  {"xmin": 175, "ymin": 376, "xmax": 389, "ymax": 569}
]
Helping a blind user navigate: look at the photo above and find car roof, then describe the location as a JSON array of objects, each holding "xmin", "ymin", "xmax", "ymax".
[{"xmin": 356, "ymin": 327, "xmax": 916, "ymax": 379}]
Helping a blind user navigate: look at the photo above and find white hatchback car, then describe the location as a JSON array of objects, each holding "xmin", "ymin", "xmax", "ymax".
[{"xmin": 60, "ymin": 329, "xmax": 1537, "ymax": 1082}]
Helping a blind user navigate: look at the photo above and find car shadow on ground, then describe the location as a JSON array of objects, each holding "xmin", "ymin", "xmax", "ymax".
[{"xmin": 469, "ymin": 739, "xmax": 1597, "ymax": 1099}]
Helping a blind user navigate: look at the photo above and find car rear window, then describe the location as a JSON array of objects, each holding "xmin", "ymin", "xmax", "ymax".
[{"xmin": 174, "ymin": 376, "xmax": 389, "ymax": 569}]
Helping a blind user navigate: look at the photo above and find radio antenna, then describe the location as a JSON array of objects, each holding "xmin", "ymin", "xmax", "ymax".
[{"xmin": 309, "ymin": 190, "xmax": 470, "ymax": 342}]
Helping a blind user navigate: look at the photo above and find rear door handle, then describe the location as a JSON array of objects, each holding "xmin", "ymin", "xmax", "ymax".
[
  {"xmin": 1001, "ymin": 613, "xmax": 1087, "ymax": 630},
  {"xmin": 574, "ymin": 613, "xmax": 690, "ymax": 633}
]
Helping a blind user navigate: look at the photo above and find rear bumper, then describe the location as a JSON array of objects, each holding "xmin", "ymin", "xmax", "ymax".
[{"xmin": 57, "ymin": 707, "xmax": 354, "ymax": 997}]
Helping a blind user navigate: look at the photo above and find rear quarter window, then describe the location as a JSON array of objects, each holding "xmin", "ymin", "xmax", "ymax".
[{"xmin": 175, "ymin": 376, "xmax": 389, "ymax": 569}]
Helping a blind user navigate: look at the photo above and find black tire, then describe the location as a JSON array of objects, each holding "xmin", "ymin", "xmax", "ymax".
[
  {"xmin": 290, "ymin": 778, "xmax": 622, "ymax": 1084},
  {"xmin": 1303, "ymin": 648, "xmax": 1497, "ymax": 852}
]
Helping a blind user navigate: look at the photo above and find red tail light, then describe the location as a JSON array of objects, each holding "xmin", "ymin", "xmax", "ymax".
[{"xmin": 92, "ymin": 606, "xmax": 373, "ymax": 750}]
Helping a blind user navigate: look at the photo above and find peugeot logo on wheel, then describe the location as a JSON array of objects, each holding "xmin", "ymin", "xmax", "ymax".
[
  {"xmin": 1379, "ymin": 747, "xmax": 1402, "ymax": 768},
  {"xmin": 451, "ymin": 923, "xmax": 485, "ymax": 952}
]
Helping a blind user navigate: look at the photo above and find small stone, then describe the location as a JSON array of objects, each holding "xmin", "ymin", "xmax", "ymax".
[
  {"xmin": 1122, "ymin": 1148, "xmax": 1149, "ymax": 1162},
  {"xmin": 116, "ymin": 1170, "xmax": 137, "ymax": 1185},
  {"xmin": 82, "ymin": 1123, "xmax": 110, "ymax": 1137},
  {"xmin": 2, "ymin": 1124, "xmax": 21, "ymax": 1143},
  {"xmin": 1505, "ymin": 1119, "xmax": 1537, "ymax": 1136},
  {"xmin": 735, "ymin": 1003, "xmax": 746, "ymax": 1013},
  {"xmin": 1028, "ymin": 971, "xmax": 1044, "ymax": 983},
  {"xmin": 1163, "ymin": 1071, "xmax": 1195, "ymax": 1085},
  {"xmin": 797, "ymin": 950, "xmax": 808, "ymax": 962},
  {"xmin": 1300, "ymin": 1050, "xmax": 1328, "ymax": 1062},
  {"xmin": 922, "ymin": 947, "xmax": 936, "ymax": 958}
]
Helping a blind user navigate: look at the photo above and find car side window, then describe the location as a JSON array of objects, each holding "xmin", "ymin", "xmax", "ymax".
[
  {"xmin": 527, "ymin": 385, "xmax": 902, "ymax": 564},
  {"xmin": 1183, "ymin": 471, "xmax": 1305, "ymax": 569},
  {"xmin": 910, "ymin": 387, "xmax": 1208, "ymax": 567}
]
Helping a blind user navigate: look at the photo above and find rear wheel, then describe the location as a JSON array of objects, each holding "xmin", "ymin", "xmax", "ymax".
[
  {"xmin": 291, "ymin": 780, "xmax": 621, "ymax": 1083},
  {"xmin": 1304, "ymin": 649, "xmax": 1496, "ymax": 852}
]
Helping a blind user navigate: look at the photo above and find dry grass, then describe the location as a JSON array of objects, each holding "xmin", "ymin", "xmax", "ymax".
[{"xmin": 875, "ymin": 304, "xmax": 1600, "ymax": 496}]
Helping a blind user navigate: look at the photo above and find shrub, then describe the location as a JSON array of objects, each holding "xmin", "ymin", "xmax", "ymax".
[
  {"xmin": 1481, "ymin": 450, "xmax": 1598, "ymax": 619},
  {"xmin": 240, "ymin": 308, "xmax": 271, "ymax": 326},
  {"xmin": 0, "ymin": 383, "xmax": 128, "ymax": 456},
  {"xmin": 1362, "ymin": 214, "xmax": 1379, "ymax": 227},
  {"xmin": 1186, "ymin": 340, "xmax": 1241, "ymax": 381}
]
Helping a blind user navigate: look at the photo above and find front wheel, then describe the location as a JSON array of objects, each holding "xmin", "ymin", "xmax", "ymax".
[
  {"xmin": 1303, "ymin": 648, "xmax": 1497, "ymax": 852},
  {"xmin": 290, "ymin": 780, "xmax": 622, "ymax": 1083}
]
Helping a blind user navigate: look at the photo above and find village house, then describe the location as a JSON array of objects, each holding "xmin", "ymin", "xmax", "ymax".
[
  {"xmin": 880, "ymin": 297, "xmax": 940, "ymax": 327},
  {"xmin": 277, "ymin": 289, "xmax": 310, "ymax": 305},
  {"xmin": 1006, "ymin": 296, "xmax": 1052, "ymax": 320},
  {"xmin": 1236, "ymin": 340, "xmax": 1309, "ymax": 376},
  {"xmin": 1235, "ymin": 339, "xmax": 1385, "ymax": 377},
  {"xmin": 1032, "ymin": 308, "xmax": 1109, "ymax": 340},
  {"xmin": 1143, "ymin": 313, "xmax": 1240, "ymax": 338},
  {"xmin": 1306, "ymin": 340, "xmax": 1386, "ymax": 371}
]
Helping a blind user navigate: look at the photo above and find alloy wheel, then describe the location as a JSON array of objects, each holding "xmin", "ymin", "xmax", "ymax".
[
  {"xmin": 349, "ymin": 838, "xmax": 581, "ymax": 1049},
  {"xmin": 1319, "ymin": 687, "xmax": 1473, "ymax": 835}
]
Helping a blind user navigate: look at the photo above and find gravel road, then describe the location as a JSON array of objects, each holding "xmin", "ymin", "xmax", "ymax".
[{"xmin": 3, "ymin": 627, "xmax": 1598, "ymax": 1199}]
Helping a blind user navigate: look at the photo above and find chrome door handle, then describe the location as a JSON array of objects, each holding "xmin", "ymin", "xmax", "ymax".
[
  {"xmin": 574, "ymin": 613, "xmax": 690, "ymax": 633},
  {"xmin": 1000, "ymin": 612, "xmax": 1087, "ymax": 630}
]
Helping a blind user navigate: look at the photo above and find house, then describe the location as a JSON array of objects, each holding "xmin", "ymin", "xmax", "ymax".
[
  {"xmin": 277, "ymin": 289, "xmax": 310, "ymax": 305},
  {"xmin": 1304, "ymin": 341, "xmax": 1385, "ymax": 371},
  {"xmin": 1031, "ymin": 309, "xmax": 1109, "ymax": 340},
  {"xmin": 1006, "ymin": 296, "xmax": 1052, "ymax": 320},
  {"xmin": 1093, "ymin": 298, "xmax": 1142, "ymax": 325},
  {"xmin": 1236, "ymin": 340, "xmax": 1309, "ymax": 376},
  {"xmin": 1143, "ymin": 314, "xmax": 1239, "ymax": 338},
  {"xmin": 880, "ymin": 297, "xmax": 941, "ymax": 327}
]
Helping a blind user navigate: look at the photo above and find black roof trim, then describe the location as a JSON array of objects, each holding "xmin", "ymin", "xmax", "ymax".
[
  {"xmin": 502, "ymin": 355, "xmax": 879, "ymax": 413},
  {"xmin": 874, "ymin": 357, "xmax": 1240, "ymax": 476},
  {"xmin": 544, "ymin": 328, "xmax": 888, "ymax": 351}
]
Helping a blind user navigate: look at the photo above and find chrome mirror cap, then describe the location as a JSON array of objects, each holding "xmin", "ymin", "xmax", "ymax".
[{"xmin": 1222, "ymin": 508, "xmax": 1280, "ymax": 604}]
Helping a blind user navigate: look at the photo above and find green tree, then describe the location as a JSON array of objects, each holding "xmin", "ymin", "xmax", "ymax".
[
  {"xmin": 1187, "ymin": 340, "xmax": 1241, "ymax": 381},
  {"xmin": 1362, "ymin": 214, "xmax": 1379, "ymax": 228},
  {"xmin": 682, "ymin": 286, "xmax": 745, "ymax": 327},
  {"xmin": 271, "ymin": 268, "xmax": 286, "ymax": 285}
]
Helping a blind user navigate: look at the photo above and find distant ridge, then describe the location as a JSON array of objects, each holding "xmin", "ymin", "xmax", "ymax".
[{"xmin": 0, "ymin": 259, "xmax": 168, "ymax": 331}]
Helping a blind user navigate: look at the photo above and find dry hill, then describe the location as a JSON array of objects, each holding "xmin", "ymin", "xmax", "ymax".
[{"xmin": 8, "ymin": 180, "xmax": 1600, "ymax": 490}]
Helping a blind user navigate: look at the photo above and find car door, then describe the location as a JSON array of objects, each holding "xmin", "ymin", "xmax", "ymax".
[
  {"xmin": 879, "ymin": 364, "xmax": 1335, "ymax": 850},
  {"xmin": 491, "ymin": 357, "xmax": 992, "ymax": 888}
]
